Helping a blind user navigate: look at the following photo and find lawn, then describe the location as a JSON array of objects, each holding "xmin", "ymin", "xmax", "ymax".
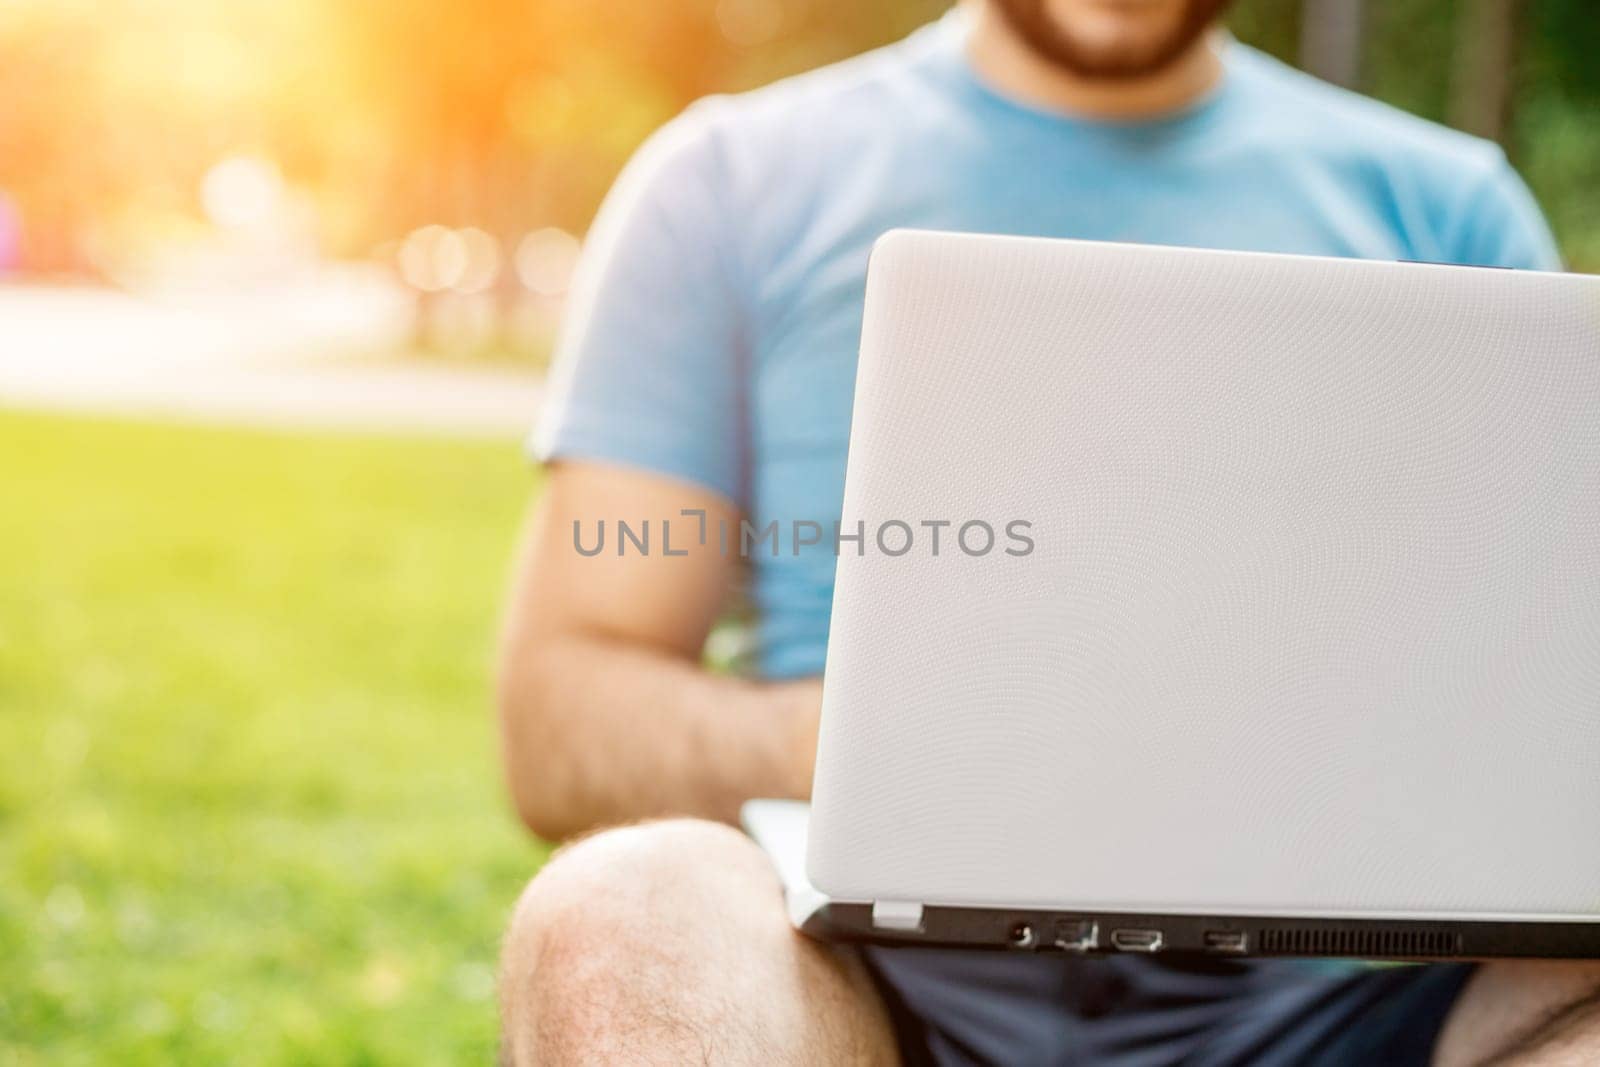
[{"xmin": 0, "ymin": 410, "xmax": 548, "ymax": 1064}]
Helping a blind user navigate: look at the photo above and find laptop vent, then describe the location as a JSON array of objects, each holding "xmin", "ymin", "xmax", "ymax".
[{"xmin": 1258, "ymin": 927, "xmax": 1462, "ymax": 958}]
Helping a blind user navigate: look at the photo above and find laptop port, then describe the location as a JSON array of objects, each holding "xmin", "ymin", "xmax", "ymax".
[
  {"xmin": 1053, "ymin": 919, "xmax": 1098, "ymax": 952},
  {"xmin": 1110, "ymin": 928, "xmax": 1164, "ymax": 953},
  {"xmin": 1203, "ymin": 930, "xmax": 1248, "ymax": 954},
  {"xmin": 1007, "ymin": 922, "xmax": 1037, "ymax": 949}
]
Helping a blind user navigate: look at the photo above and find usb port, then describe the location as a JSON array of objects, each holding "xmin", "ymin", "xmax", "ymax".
[
  {"xmin": 1053, "ymin": 919, "xmax": 1098, "ymax": 952},
  {"xmin": 1203, "ymin": 930, "xmax": 1248, "ymax": 954},
  {"xmin": 1110, "ymin": 928, "xmax": 1164, "ymax": 953}
]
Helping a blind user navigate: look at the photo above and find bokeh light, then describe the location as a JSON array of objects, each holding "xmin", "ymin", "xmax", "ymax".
[
  {"xmin": 514, "ymin": 227, "xmax": 581, "ymax": 297},
  {"xmin": 453, "ymin": 227, "xmax": 501, "ymax": 295},
  {"xmin": 398, "ymin": 225, "xmax": 468, "ymax": 293},
  {"xmin": 200, "ymin": 156, "xmax": 284, "ymax": 231}
]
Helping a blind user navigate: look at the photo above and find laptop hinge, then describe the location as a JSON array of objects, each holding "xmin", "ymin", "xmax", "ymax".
[{"xmin": 871, "ymin": 900, "xmax": 925, "ymax": 932}]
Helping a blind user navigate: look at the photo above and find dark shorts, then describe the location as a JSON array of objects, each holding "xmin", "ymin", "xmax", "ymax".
[{"xmin": 860, "ymin": 947, "xmax": 1473, "ymax": 1066}]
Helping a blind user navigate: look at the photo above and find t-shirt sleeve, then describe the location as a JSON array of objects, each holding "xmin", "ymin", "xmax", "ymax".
[
  {"xmin": 1447, "ymin": 150, "xmax": 1563, "ymax": 271},
  {"xmin": 530, "ymin": 101, "xmax": 748, "ymax": 506}
]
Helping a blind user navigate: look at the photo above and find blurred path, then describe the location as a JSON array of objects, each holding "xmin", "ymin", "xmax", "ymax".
[{"xmin": 0, "ymin": 283, "xmax": 542, "ymax": 439}]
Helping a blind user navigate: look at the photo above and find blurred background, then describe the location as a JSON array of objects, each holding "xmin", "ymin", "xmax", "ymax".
[{"xmin": 1, "ymin": 0, "xmax": 1596, "ymax": 1062}]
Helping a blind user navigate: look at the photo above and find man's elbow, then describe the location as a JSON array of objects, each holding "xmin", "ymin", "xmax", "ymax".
[
  {"xmin": 509, "ymin": 778, "xmax": 585, "ymax": 843},
  {"xmin": 496, "ymin": 659, "xmax": 588, "ymax": 842}
]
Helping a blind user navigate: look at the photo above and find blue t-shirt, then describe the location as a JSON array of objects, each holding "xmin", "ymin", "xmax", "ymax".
[{"xmin": 533, "ymin": 12, "xmax": 1561, "ymax": 681}]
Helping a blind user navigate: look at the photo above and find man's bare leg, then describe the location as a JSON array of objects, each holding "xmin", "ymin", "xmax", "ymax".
[
  {"xmin": 1436, "ymin": 961, "xmax": 1600, "ymax": 1066},
  {"xmin": 499, "ymin": 818, "xmax": 898, "ymax": 1066}
]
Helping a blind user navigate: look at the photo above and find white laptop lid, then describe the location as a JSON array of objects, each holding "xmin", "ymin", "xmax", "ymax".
[{"xmin": 807, "ymin": 230, "xmax": 1600, "ymax": 922}]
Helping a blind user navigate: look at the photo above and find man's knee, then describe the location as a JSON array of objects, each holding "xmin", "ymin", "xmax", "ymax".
[
  {"xmin": 500, "ymin": 820, "xmax": 785, "ymax": 1031},
  {"xmin": 509, "ymin": 818, "xmax": 777, "ymax": 949},
  {"xmin": 500, "ymin": 818, "xmax": 897, "ymax": 1066}
]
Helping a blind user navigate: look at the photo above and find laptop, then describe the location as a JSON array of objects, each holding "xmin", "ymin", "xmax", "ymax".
[{"xmin": 744, "ymin": 229, "xmax": 1600, "ymax": 960}]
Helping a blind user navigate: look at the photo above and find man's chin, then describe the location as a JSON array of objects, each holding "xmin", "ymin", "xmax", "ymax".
[
  {"xmin": 991, "ymin": 0, "xmax": 1230, "ymax": 81},
  {"xmin": 1055, "ymin": 40, "xmax": 1190, "ymax": 80}
]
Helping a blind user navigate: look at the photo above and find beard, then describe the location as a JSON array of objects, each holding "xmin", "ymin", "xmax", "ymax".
[{"xmin": 986, "ymin": 0, "xmax": 1234, "ymax": 80}]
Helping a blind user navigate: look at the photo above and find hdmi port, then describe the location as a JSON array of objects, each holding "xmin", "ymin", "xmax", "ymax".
[{"xmin": 1110, "ymin": 928, "xmax": 1164, "ymax": 953}]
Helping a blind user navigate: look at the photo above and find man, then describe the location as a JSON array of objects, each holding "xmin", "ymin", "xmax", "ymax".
[{"xmin": 497, "ymin": 0, "xmax": 1600, "ymax": 1062}]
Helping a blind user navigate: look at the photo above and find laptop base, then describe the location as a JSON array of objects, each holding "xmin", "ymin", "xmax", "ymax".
[{"xmin": 799, "ymin": 901, "xmax": 1600, "ymax": 961}]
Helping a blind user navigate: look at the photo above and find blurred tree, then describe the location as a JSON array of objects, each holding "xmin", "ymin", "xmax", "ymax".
[
  {"xmin": 1299, "ymin": 0, "xmax": 1364, "ymax": 88},
  {"xmin": 1514, "ymin": 0, "xmax": 1600, "ymax": 267},
  {"xmin": 1451, "ymin": 0, "xmax": 1524, "ymax": 141},
  {"xmin": 0, "ymin": 10, "xmax": 112, "ymax": 272}
]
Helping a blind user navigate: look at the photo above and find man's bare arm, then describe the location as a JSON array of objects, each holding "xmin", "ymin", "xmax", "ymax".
[{"xmin": 496, "ymin": 460, "xmax": 820, "ymax": 841}]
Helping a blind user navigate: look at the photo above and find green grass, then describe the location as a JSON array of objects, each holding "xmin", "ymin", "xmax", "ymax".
[{"xmin": 0, "ymin": 410, "xmax": 548, "ymax": 1065}]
